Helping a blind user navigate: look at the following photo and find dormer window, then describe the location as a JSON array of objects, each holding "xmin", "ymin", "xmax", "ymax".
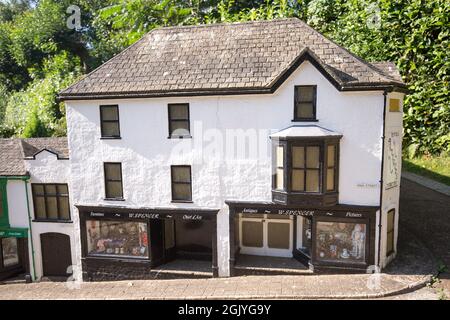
[
  {"xmin": 293, "ymin": 86, "xmax": 317, "ymax": 121},
  {"xmin": 270, "ymin": 125, "xmax": 342, "ymax": 206}
]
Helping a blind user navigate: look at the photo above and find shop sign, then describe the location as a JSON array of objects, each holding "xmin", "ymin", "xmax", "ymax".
[
  {"xmin": 0, "ymin": 227, "xmax": 28, "ymax": 238},
  {"xmin": 345, "ymin": 212, "xmax": 363, "ymax": 218},
  {"xmin": 278, "ymin": 209, "xmax": 315, "ymax": 216},
  {"xmin": 128, "ymin": 213, "xmax": 160, "ymax": 220},
  {"xmin": 182, "ymin": 214, "xmax": 203, "ymax": 220}
]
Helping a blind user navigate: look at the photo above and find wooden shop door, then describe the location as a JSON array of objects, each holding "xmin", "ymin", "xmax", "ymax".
[{"xmin": 40, "ymin": 233, "xmax": 72, "ymax": 277}]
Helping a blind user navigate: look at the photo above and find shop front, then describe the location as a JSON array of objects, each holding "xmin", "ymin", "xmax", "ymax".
[
  {"xmin": 0, "ymin": 227, "xmax": 29, "ymax": 281},
  {"xmin": 77, "ymin": 206, "xmax": 219, "ymax": 281},
  {"xmin": 227, "ymin": 201, "xmax": 377, "ymax": 274}
]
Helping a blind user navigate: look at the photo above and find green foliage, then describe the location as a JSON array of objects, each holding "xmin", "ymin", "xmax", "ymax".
[
  {"xmin": 1, "ymin": 52, "xmax": 81, "ymax": 137},
  {"xmin": 0, "ymin": 0, "xmax": 447, "ymax": 155}
]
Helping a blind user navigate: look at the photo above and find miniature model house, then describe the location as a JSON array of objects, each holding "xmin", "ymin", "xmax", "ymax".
[{"xmin": 0, "ymin": 18, "xmax": 405, "ymax": 282}]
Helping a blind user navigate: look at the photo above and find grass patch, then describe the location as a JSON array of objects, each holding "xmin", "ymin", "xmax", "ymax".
[{"xmin": 403, "ymin": 154, "xmax": 450, "ymax": 186}]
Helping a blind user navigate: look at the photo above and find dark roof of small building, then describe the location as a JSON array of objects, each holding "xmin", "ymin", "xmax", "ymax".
[
  {"xmin": 0, "ymin": 139, "xmax": 27, "ymax": 176},
  {"xmin": 59, "ymin": 18, "xmax": 406, "ymax": 101},
  {"xmin": 0, "ymin": 137, "xmax": 68, "ymax": 176},
  {"xmin": 21, "ymin": 137, "xmax": 69, "ymax": 159}
]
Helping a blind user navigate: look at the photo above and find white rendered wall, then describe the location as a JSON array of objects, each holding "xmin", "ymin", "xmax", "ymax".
[
  {"xmin": 25, "ymin": 151, "xmax": 74, "ymax": 280},
  {"xmin": 379, "ymin": 92, "xmax": 404, "ymax": 268},
  {"xmin": 66, "ymin": 61, "xmax": 386, "ymax": 278}
]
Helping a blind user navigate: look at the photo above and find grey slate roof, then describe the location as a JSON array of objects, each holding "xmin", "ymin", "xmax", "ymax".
[
  {"xmin": 59, "ymin": 18, "xmax": 405, "ymax": 100},
  {"xmin": 0, "ymin": 139, "xmax": 27, "ymax": 176},
  {"xmin": 0, "ymin": 137, "xmax": 68, "ymax": 176},
  {"xmin": 21, "ymin": 137, "xmax": 69, "ymax": 159}
]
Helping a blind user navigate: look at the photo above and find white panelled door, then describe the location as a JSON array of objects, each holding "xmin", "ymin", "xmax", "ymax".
[{"xmin": 239, "ymin": 214, "xmax": 293, "ymax": 257}]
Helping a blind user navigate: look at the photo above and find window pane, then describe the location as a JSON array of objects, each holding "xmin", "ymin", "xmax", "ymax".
[
  {"xmin": 327, "ymin": 145, "xmax": 335, "ymax": 167},
  {"xmin": 292, "ymin": 169, "xmax": 305, "ymax": 191},
  {"xmin": 327, "ymin": 168, "xmax": 335, "ymax": 191},
  {"xmin": 102, "ymin": 122, "xmax": 120, "ymax": 137},
  {"xmin": 306, "ymin": 146, "xmax": 320, "ymax": 168},
  {"xmin": 296, "ymin": 103, "xmax": 314, "ymax": 119},
  {"xmin": 105, "ymin": 163, "xmax": 122, "ymax": 181},
  {"xmin": 267, "ymin": 222, "xmax": 290, "ymax": 249},
  {"xmin": 169, "ymin": 104, "xmax": 189, "ymax": 119},
  {"xmin": 58, "ymin": 197, "xmax": 70, "ymax": 220},
  {"xmin": 172, "ymin": 183, "xmax": 191, "ymax": 200},
  {"xmin": 306, "ymin": 170, "xmax": 319, "ymax": 192},
  {"xmin": 2, "ymin": 238, "xmax": 19, "ymax": 267},
  {"xmin": 106, "ymin": 181, "xmax": 123, "ymax": 198},
  {"xmin": 46, "ymin": 196, "xmax": 58, "ymax": 219},
  {"xmin": 387, "ymin": 232, "xmax": 394, "ymax": 254},
  {"xmin": 276, "ymin": 168, "xmax": 284, "ymax": 190},
  {"xmin": 389, "ymin": 99, "xmax": 400, "ymax": 112},
  {"xmin": 86, "ymin": 220, "xmax": 149, "ymax": 258},
  {"xmin": 34, "ymin": 196, "xmax": 46, "ymax": 219},
  {"xmin": 57, "ymin": 184, "xmax": 68, "ymax": 195},
  {"xmin": 292, "ymin": 146, "xmax": 305, "ymax": 168},
  {"xmin": 172, "ymin": 167, "xmax": 191, "ymax": 183},
  {"xmin": 170, "ymin": 120, "xmax": 190, "ymax": 136},
  {"xmin": 44, "ymin": 184, "xmax": 57, "ymax": 195},
  {"xmin": 297, "ymin": 86, "xmax": 314, "ymax": 102},
  {"xmin": 387, "ymin": 210, "xmax": 395, "ymax": 232},
  {"xmin": 266, "ymin": 213, "xmax": 290, "ymax": 220},
  {"xmin": 242, "ymin": 221, "xmax": 263, "ymax": 248},
  {"xmin": 101, "ymin": 106, "xmax": 119, "ymax": 121},
  {"xmin": 276, "ymin": 146, "xmax": 284, "ymax": 167},
  {"xmin": 32, "ymin": 184, "xmax": 44, "ymax": 194}
]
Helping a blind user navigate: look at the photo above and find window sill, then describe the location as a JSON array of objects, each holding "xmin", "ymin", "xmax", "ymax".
[
  {"xmin": 171, "ymin": 200, "xmax": 194, "ymax": 204},
  {"xmin": 103, "ymin": 197, "xmax": 126, "ymax": 201},
  {"xmin": 291, "ymin": 119, "xmax": 319, "ymax": 122},
  {"xmin": 32, "ymin": 219, "xmax": 72, "ymax": 224},
  {"xmin": 100, "ymin": 136, "xmax": 122, "ymax": 140},
  {"xmin": 168, "ymin": 135, "xmax": 192, "ymax": 139}
]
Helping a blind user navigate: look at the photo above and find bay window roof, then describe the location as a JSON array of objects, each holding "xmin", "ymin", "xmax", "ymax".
[{"xmin": 270, "ymin": 125, "xmax": 342, "ymax": 140}]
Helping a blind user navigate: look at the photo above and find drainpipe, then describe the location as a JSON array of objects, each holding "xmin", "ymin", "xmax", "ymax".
[
  {"xmin": 377, "ymin": 90, "xmax": 388, "ymax": 268},
  {"xmin": 24, "ymin": 179, "xmax": 37, "ymax": 281}
]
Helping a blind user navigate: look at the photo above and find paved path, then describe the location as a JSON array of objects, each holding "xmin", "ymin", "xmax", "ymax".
[
  {"xmin": 0, "ymin": 226, "xmax": 435, "ymax": 300},
  {"xmin": 400, "ymin": 177, "xmax": 450, "ymax": 299}
]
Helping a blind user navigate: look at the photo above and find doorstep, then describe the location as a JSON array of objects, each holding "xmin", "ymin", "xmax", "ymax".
[
  {"xmin": 234, "ymin": 254, "xmax": 313, "ymax": 276},
  {"xmin": 150, "ymin": 259, "xmax": 213, "ymax": 279}
]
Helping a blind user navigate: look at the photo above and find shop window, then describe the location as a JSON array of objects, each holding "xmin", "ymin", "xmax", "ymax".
[
  {"xmin": 100, "ymin": 105, "xmax": 120, "ymax": 138},
  {"xmin": 316, "ymin": 221, "xmax": 366, "ymax": 263},
  {"xmin": 104, "ymin": 162, "xmax": 124, "ymax": 200},
  {"xmin": 32, "ymin": 184, "xmax": 71, "ymax": 221},
  {"xmin": 386, "ymin": 209, "xmax": 395, "ymax": 256},
  {"xmin": 86, "ymin": 220, "xmax": 148, "ymax": 258},
  {"xmin": 272, "ymin": 138, "xmax": 340, "ymax": 206},
  {"xmin": 171, "ymin": 165, "xmax": 192, "ymax": 202},
  {"xmin": 1, "ymin": 238, "xmax": 19, "ymax": 268},
  {"xmin": 168, "ymin": 103, "xmax": 190, "ymax": 138},
  {"xmin": 294, "ymin": 86, "xmax": 316, "ymax": 121},
  {"xmin": 389, "ymin": 99, "xmax": 401, "ymax": 112}
]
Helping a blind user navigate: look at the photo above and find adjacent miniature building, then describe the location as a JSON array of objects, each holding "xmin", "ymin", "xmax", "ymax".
[
  {"xmin": 0, "ymin": 138, "xmax": 72, "ymax": 281},
  {"xmin": 1, "ymin": 18, "xmax": 405, "ymax": 282}
]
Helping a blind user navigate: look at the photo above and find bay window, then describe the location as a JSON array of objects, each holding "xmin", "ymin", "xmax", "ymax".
[{"xmin": 271, "ymin": 136, "xmax": 341, "ymax": 206}]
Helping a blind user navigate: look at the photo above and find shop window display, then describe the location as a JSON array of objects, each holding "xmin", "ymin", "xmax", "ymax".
[
  {"xmin": 316, "ymin": 221, "xmax": 366, "ymax": 263},
  {"xmin": 86, "ymin": 220, "xmax": 148, "ymax": 258},
  {"xmin": 2, "ymin": 238, "xmax": 19, "ymax": 267}
]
